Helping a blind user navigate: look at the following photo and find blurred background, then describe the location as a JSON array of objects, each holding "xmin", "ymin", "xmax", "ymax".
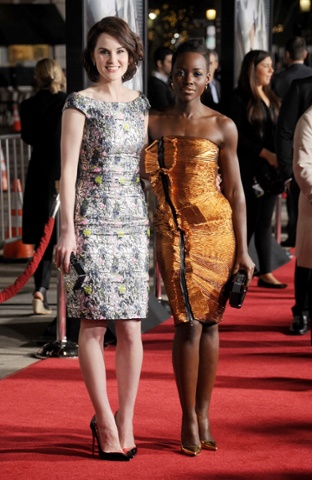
[{"xmin": 0, "ymin": 0, "xmax": 311, "ymax": 132}]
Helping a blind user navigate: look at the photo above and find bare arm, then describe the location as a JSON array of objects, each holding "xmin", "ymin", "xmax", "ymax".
[
  {"xmin": 54, "ymin": 108, "xmax": 85, "ymax": 273},
  {"xmin": 218, "ymin": 117, "xmax": 255, "ymax": 284}
]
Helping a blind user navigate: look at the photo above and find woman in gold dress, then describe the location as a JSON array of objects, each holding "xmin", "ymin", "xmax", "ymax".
[{"xmin": 146, "ymin": 39, "xmax": 255, "ymax": 456}]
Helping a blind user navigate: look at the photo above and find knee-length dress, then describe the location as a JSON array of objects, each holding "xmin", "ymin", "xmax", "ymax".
[
  {"xmin": 64, "ymin": 92, "xmax": 150, "ymax": 320},
  {"xmin": 145, "ymin": 136, "xmax": 236, "ymax": 325}
]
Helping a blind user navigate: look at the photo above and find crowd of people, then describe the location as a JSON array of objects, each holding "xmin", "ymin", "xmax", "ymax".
[{"xmin": 19, "ymin": 14, "xmax": 311, "ymax": 461}]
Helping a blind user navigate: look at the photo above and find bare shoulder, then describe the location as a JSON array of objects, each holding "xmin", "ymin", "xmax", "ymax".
[
  {"xmin": 202, "ymin": 106, "xmax": 236, "ymax": 130},
  {"xmin": 214, "ymin": 111, "xmax": 236, "ymax": 130},
  {"xmin": 215, "ymin": 113, "xmax": 238, "ymax": 143},
  {"xmin": 198, "ymin": 107, "xmax": 237, "ymax": 146}
]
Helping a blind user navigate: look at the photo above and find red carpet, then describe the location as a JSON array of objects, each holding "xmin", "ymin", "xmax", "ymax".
[{"xmin": 1, "ymin": 254, "xmax": 311, "ymax": 480}]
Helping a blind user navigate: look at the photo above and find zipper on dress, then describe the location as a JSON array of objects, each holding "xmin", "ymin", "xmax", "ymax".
[
  {"xmin": 158, "ymin": 138, "xmax": 195, "ymax": 326},
  {"xmin": 179, "ymin": 232, "xmax": 194, "ymax": 326}
]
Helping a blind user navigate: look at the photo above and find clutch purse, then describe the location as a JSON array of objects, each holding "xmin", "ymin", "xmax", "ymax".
[
  {"xmin": 229, "ymin": 269, "xmax": 248, "ymax": 309},
  {"xmin": 70, "ymin": 253, "xmax": 86, "ymax": 290},
  {"xmin": 254, "ymin": 160, "xmax": 285, "ymax": 196}
]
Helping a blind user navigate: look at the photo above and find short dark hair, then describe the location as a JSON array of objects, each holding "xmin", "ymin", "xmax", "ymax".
[
  {"xmin": 171, "ymin": 38, "xmax": 210, "ymax": 72},
  {"xmin": 153, "ymin": 46, "xmax": 172, "ymax": 67},
  {"xmin": 82, "ymin": 16, "xmax": 144, "ymax": 83},
  {"xmin": 285, "ymin": 36, "xmax": 307, "ymax": 61},
  {"xmin": 208, "ymin": 49, "xmax": 219, "ymax": 62}
]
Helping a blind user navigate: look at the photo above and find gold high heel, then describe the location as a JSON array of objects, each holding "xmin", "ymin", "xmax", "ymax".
[
  {"xmin": 196, "ymin": 410, "xmax": 217, "ymax": 451},
  {"xmin": 201, "ymin": 439, "xmax": 217, "ymax": 451},
  {"xmin": 181, "ymin": 443, "xmax": 202, "ymax": 457}
]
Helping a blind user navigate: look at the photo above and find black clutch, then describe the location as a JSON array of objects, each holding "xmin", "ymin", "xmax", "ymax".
[
  {"xmin": 229, "ymin": 269, "xmax": 248, "ymax": 309},
  {"xmin": 70, "ymin": 253, "xmax": 86, "ymax": 290},
  {"xmin": 254, "ymin": 160, "xmax": 285, "ymax": 196}
]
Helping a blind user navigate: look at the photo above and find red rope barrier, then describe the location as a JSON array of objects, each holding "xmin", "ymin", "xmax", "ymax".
[{"xmin": 0, "ymin": 217, "xmax": 55, "ymax": 303}]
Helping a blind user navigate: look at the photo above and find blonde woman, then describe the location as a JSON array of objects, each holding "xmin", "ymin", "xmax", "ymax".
[{"xmin": 20, "ymin": 58, "xmax": 66, "ymax": 314}]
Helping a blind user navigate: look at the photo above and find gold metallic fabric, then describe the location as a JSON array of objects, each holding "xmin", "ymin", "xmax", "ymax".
[{"xmin": 145, "ymin": 136, "xmax": 236, "ymax": 325}]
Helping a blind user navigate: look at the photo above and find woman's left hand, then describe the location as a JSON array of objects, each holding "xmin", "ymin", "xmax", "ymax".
[{"xmin": 232, "ymin": 253, "xmax": 256, "ymax": 287}]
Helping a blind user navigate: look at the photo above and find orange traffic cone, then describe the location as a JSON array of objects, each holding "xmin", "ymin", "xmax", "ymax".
[
  {"xmin": 0, "ymin": 145, "xmax": 8, "ymax": 191},
  {"xmin": 12, "ymin": 103, "xmax": 21, "ymax": 132},
  {"xmin": 3, "ymin": 178, "xmax": 34, "ymax": 261}
]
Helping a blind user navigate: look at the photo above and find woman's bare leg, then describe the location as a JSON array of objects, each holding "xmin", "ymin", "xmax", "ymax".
[
  {"xmin": 196, "ymin": 323, "xmax": 219, "ymax": 445},
  {"xmin": 78, "ymin": 319, "xmax": 123, "ymax": 453},
  {"xmin": 172, "ymin": 320, "xmax": 202, "ymax": 449},
  {"xmin": 115, "ymin": 319, "xmax": 143, "ymax": 451}
]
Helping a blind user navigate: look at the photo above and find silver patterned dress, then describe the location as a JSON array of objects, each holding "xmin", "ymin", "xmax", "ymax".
[{"xmin": 64, "ymin": 92, "xmax": 150, "ymax": 320}]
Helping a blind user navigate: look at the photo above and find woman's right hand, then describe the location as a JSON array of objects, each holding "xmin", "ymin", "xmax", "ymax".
[
  {"xmin": 259, "ymin": 148, "xmax": 278, "ymax": 169},
  {"xmin": 54, "ymin": 232, "xmax": 76, "ymax": 274}
]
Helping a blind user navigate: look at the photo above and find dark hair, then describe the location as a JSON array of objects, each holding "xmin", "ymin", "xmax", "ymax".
[
  {"xmin": 171, "ymin": 38, "xmax": 210, "ymax": 72},
  {"xmin": 153, "ymin": 46, "xmax": 172, "ymax": 67},
  {"xmin": 285, "ymin": 36, "xmax": 307, "ymax": 61},
  {"xmin": 82, "ymin": 16, "xmax": 144, "ymax": 83},
  {"xmin": 237, "ymin": 49, "xmax": 280, "ymax": 125}
]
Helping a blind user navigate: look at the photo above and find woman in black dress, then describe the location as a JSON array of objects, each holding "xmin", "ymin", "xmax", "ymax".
[{"xmin": 228, "ymin": 50, "xmax": 286, "ymax": 288}]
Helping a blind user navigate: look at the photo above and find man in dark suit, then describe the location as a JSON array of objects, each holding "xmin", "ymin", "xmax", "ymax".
[
  {"xmin": 275, "ymin": 75, "xmax": 312, "ymax": 335},
  {"xmin": 271, "ymin": 37, "xmax": 312, "ymax": 100},
  {"xmin": 276, "ymin": 76, "xmax": 312, "ymax": 183},
  {"xmin": 147, "ymin": 46, "xmax": 174, "ymax": 109},
  {"xmin": 201, "ymin": 50, "xmax": 222, "ymax": 111},
  {"xmin": 274, "ymin": 37, "xmax": 312, "ymax": 249}
]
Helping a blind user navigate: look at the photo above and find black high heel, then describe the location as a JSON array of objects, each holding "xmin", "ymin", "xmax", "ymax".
[
  {"xmin": 90, "ymin": 415, "xmax": 130, "ymax": 461},
  {"xmin": 114, "ymin": 411, "xmax": 137, "ymax": 458},
  {"xmin": 124, "ymin": 446, "xmax": 137, "ymax": 459}
]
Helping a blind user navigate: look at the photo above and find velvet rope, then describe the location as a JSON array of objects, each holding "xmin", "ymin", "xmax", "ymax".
[{"xmin": 0, "ymin": 217, "xmax": 55, "ymax": 303}]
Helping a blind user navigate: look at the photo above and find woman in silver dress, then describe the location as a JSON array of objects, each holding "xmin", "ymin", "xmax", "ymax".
[{"xmin": 55, "ymin": 17, "xmax": 150, "ymax": 461}]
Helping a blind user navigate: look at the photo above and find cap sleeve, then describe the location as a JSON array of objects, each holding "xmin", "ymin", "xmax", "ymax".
[
  {"xmin": 63, "ymin": 92, "xmax": 90, "ymax": 117},
  {"xmin": 138, "ymin": 93, "xmax": 151, "ymax": 115}
]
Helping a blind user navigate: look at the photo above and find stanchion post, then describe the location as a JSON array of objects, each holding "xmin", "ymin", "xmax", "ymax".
[
  {"xmin": 35, "ymin": 195, "xmax": 78, "ymax": 358},
  {"xmin": 56, "ymin": 264, "xmax": 67, "ymax": 342},
  {"xmin": 56, "ymin": 207, "xmax": 67, "ymax": 343}
]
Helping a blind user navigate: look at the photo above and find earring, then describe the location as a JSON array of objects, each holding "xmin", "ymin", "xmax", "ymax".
[{"xmin": 205, "ymin": 84, "xmax": 208, "ymax": 90}]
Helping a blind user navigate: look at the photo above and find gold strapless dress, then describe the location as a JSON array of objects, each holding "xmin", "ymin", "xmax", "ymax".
[{"xmin": 145, "ymin": 137, "xmax": 236, "ymax": 325}]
